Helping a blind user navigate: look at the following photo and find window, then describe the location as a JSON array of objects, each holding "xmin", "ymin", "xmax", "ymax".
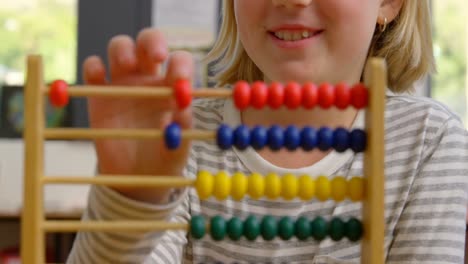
[
  {"xmin": 431, "ymin": 0, "xmax": 467, "ymax": 126},
  {"xmin": 0, "ymin": 0, "xmax": 77, "ymax": 85}
]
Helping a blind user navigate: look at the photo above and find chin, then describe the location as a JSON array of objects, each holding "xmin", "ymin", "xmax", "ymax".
[{"xmin": 268, "ymin": 69, "xmax": 322, "ymax": 84}]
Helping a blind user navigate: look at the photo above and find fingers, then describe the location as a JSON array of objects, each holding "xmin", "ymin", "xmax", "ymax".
[
  {"xmin": 166, "ymin": 51, "xmax": 194, "ymax": 131},
  {"xmin": 136, "ymin": 28, "xmax": 169, "ymax": 75},
  {"xmin": 108, "ymin": 35, "xmax": 138, "ymax": 79},
  {"xmin": 165, "ymin": 51, "xmax": 194, "ymax": 85},
  {"xmin": 83, "ymin": 56, "xmax": 107, "ymax": 85}
]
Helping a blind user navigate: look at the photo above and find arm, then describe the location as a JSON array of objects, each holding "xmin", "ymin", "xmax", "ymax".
[
  {"xmin": 66, "ymin": 185, "xmax": 190, "ymax": 264},
  {"xmin": 387, "ymin": 118, "xmax": 468, "ymax": 263}
]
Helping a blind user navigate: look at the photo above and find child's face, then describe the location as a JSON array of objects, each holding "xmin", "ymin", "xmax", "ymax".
[{"xmin": 234, "ymin": 0, "xmax": 383, "ymax": 85}]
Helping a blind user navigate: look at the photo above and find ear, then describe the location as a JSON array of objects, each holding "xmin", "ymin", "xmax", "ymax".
[{"xmin": 378, "ymin": 0, "xmax": 404, "ymax": 25}]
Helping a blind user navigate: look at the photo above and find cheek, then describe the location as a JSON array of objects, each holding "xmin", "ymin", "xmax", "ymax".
[
  {"xmin": 234, "ymin": 1, "xmax": 265, "ymax": 46},
  {"xmin": 318, "ymin": 1, "xmax": 379, "ymax": 57}
]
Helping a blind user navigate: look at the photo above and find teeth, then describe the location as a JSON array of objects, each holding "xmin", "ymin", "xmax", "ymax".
[{"xmin": 274, "ymin": 30, "xmax": 313, "ymax": 41}]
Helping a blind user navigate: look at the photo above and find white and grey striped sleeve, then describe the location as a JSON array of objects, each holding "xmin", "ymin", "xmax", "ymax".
[
  {"xmin": 387, "ymin": 117, "xmax": 468, "ymax": 264},
  {"xmin": 66, "ymin": 185, "xmax": 189, "ymax": 264}
]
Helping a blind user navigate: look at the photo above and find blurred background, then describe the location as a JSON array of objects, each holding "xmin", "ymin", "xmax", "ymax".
[{"xmin": 0, "ymin": 0, "xmax": 466, "ymax": 263}]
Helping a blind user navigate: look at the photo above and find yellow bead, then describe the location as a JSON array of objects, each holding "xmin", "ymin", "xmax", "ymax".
[
  {"xmin": 316, "ymin": 176, "xmax": 331, "ymax": 201},
  {"xmin": 231, "ymin": 172, "xmax": 248, "ymax": 200},
  {"xmin": 298, "ymin": 175, "xmax": 315, "ymax": 200},
  {"xmin": 348, "ymin": 177, "xmax": 364, "ymax": 201},
  {"xmin": 264, "ymin": 173, "xmax": 281, "ymax": 199},
  {"xmin": 331, "ymin": 176, "xmax": 347, "ymax": 202},
  {"xmin": 248, "ymin": 172, "xmax": 265, "ymax": 199},
  {"xmin": 195, "ymin": 170, "xmax": 213, "ymax": 200},
  {"xmin": 213, "ymin": 171, "xmax": 231, "ymax": 200},
  {"xmin": 281, "ymin": 173, "xmax": 298, "ymax": 200}
]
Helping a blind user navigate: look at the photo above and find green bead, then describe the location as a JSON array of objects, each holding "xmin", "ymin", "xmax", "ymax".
[
  {"xmin": 227, "ymin": 217, "xmax": 244, "ymax": 241},
  {"xmin": 210, "ymin": 215, "xmax": 226, "ymax": 241},
  {"xmin": 345, "ymin": 217, "xmax": 363, "ymax": 242},
  {"xmin": 190, "ymin": 215, "xmax": 206, "ymax": 239},
  {"xmin": 261, "ymin": 215, "xmax": 278, "ymax": 241},
  {"xmin": 295, "ymin": 216, "xmax": 311, "ymax": 240},
  {"xmin": 244, "ymin": 215, "xmax": 260, "ymax": 241},
  {"xmin": 329, "ymin": 217, "xmax": 345, "ymax": 241},
  {"xmin": 278, "ymin": 216, "xmax": 295, "ymax": 240},
  {"xmin": 311, "ymin": 216, "xmax": 328, "ymax": 241}
]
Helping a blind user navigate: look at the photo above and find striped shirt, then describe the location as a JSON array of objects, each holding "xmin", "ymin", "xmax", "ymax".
[{"xmin": 67, "ymin": 92, "xmax": 468, "ymax": 264}]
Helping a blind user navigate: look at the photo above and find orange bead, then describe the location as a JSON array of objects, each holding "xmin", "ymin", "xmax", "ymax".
[
  {"xmin": 174, "ymin": 79, "xmax": 192, "ymax": 109},
  {"xmin": 350, "ymin": 83, "xmax": 368, "ymax": 109},
  {"xmin": 251, "ymin": 81, "xmax": 268, "ymax": 109},
  {"xmin": 302, "ymin": 82, "xmax": 318, "ymax": 109},
  {"xmin": 318, "ymin": 83, "xmax": 335, "ymax": 109},
  {"xmin": 233, "ymin": 81, "xmax": 251, "ymax": 110},
  {"xmin": 267, "ymin": 82, "xmax": 284, "ymax": 109},
  {"xmin": 49, "ymin": 79, "xmax": 69, "ymax": 107},
  {"xmin": 284, "ymin": 82, "xmax": 302, "ymax": 109}
]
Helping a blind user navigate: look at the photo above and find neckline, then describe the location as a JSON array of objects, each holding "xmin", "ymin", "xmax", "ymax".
[{"xmin": 223, "ymin": 99, "xmax": 365, "ymax": 176}]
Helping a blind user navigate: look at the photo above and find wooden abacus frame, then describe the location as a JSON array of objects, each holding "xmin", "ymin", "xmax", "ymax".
[{"xmin": 21, "ymin": 55, "xmax": 386, "ymax": 264}]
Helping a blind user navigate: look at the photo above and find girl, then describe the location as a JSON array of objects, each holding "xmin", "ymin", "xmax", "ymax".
[{"xmin": 68, "ymin": 0, "xmax": 468, "ymax": 263}]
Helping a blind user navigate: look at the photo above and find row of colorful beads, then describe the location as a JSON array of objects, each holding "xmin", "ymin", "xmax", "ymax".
[
  {"xmin": 164, "ymin": 122, "xmax": 367, "ymax": 151},
  {"xmin": 195, "ymin": 171, "xmax": 364, "ymax": 202},
  {"xmin": 190, "ymin": 215, "xmax": 363, "ymax": 242},
  {"xmin": 233, "ymin": 81, "xmax": 368, "ymax": 110},
  {"xmin": 216, "ymin": 124, "xmax": 366, "ymax": 152}
]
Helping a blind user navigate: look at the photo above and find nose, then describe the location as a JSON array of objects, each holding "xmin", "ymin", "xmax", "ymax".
[{"xmin": 272, "ymin": 0, "xmax": 313, "ymax": 8}]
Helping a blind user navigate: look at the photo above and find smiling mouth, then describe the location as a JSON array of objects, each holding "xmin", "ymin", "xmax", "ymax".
[{"xmin": 269, "ymin": 30, "xmax": 324, "ymax": 41}]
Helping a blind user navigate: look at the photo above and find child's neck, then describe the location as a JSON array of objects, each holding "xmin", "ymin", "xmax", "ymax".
[
  {"xmin": 241, "ymin": 107, "xmax": 358, "ymax": 129},
  {"xmin": 241, "ymin": 107, "xmax": 359, "ymax": 169}
]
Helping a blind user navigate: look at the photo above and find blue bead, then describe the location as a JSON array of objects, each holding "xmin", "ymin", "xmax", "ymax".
[
  {"xmin": 284, "ymin": 126, "xmax": 300, "ymax": 150},
  {"xmin": 350, "ymin": 129, "xmax": 367, "ymax": 152},
  {"xmin": 234, "ymin": 125, "xmax": 251, "ymax": 150},
  {"xmin": 164, "ymin": 123, "xmax": 181, "ymax": 150},
  {"xmin": 217, "ymin": 124, "xmax": 233, "ymax": 150},
  {"xmin": 251, "ymin": 126, "xmax": 268, "ymax": 150},
  {"xmin": 267, "ymin": 125, "xmax": 284, "ymax": 151},
  {"xmin": 333, "ymin": 128, "xmax": 350, "ymax": 152},
  {"xmin": 301, "ymin": 126, "xmax": 317, "ymax": 151},
  {"xmin": 317, "ymin": 127, "xmax": 334, "ymax": 151}
]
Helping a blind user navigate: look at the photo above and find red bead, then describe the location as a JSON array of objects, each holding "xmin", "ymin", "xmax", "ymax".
[
  {"xmin": 267, "ymin": 82, "xmax": 284, "ymax": 109},
  {"xmin": 302, "ymin": 82, "xmax": 318, "ymax": 109},
  {"xmin": 318, "ymin": 83, "xmax": 335, "ymax": 109},
  {"xmin": 350, "ymin": 83, "xmax": 368, "ymax": 109},
  {"xmin": 251, "ymin": 81, "xmax": 268, "ymax": 109},
  {"xmin": 334, "ymin": 82, "xmax": 351, "ymax": 110},
  {"xmin": 49, "ymin": 79, "xmax": 69, "ymax": 107},
  {"xmin": 174, "ymin": 79, "xmax": 192, "ymax": 109},
  {"xmin": 284, "ymin": 82, "xmax": 302, "ymax": 109},
  {"xmin": 233, "ymin": 81, "xmax": 251, "ymax": 110}
]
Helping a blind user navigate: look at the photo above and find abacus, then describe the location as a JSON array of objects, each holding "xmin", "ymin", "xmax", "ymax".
[{"xmin": 21, "ymin": 55, "xmax": 386, "ymax": 264}]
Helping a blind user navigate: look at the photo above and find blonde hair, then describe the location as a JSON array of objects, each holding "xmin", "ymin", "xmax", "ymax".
[{"xmin": 205, "ymin": 0, "xmax": 435, "ymax": 93}]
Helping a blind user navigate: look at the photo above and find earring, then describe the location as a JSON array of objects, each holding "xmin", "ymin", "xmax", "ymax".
[{"xmin": 379, "ymin": 17, "xmax": 388, "ymax": 32}]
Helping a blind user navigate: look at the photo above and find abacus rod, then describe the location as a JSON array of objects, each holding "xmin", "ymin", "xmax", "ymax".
[
  {"xmin": 43, "ymin": 220, "xmax": 189, "ymax": 232},
  {"xmin": 361, "ymin": 57, "xmax": 386, "ymax": 264},
  {"xmin": 42, "ymin": 176, "xmax": 194, "ymax": 188},
  {"xmin": 43, "ymin": 86, "xmax": 233, "ymax": 98},
  {"xmin": 44, "ymin": 128, "xmax": 216, "ymax": 140},
  {"xmin": 22, "ymin": 55, "xmax": 46, "ymax": 264}
]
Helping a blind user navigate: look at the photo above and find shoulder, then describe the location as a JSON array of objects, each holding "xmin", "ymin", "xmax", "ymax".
[{"xmin": 385, "ymin": 93, "xmax": 466, "ymax": 140}]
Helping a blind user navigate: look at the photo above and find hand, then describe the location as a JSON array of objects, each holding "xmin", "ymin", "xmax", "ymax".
[{"xmin": 82, "ymin": 28, "xmax": 194, "ymax": 203}]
